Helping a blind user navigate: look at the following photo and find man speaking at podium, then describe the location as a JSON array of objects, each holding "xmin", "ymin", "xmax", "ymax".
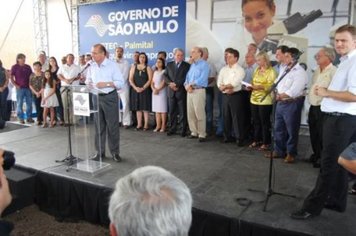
[{"xmin": 87, "ymin": 44, "xmax": 124, "ymax": 162}]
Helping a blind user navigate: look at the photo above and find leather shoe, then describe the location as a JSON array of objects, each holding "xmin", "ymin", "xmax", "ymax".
[
  {"xmin": 290, "ymin": 209, "xmax": 315, "ymax": 220},
  {"xmin": 222, "ymin": 138, "xmax": 235, "ymax": 143},
  {"xmin": 113, "ymin": 154, "xmax": 122, "ymax": 162},
  {"xmin": 349, "ymin": 189, "xmax": 356, "ymax": 195},
  {"xmin": 198, "ymin": 137, "xmax": 206, "ymax": 142},
  {"xmin": 313, "ymin": 161, "xmax": 321, "ymax": 168},
  {"xmin": 324, "ymin": 203, "xmax": 345, "ymax": 212},
  {"xmin": 237, "ymin": 140, "xmax": 249, "ymax": 147},
  {"xmin": 284, "ymin": 154, "xmax": 295, "ymax": 163},
  {"xmin": 91, "ymin": 153, "xmax": 105, "ymax": 161},
  {"xmin": 187, "ymin": 135, "xmax": 198, "ymax": 139},
  {"xmin": 167, "ymin": 130, "xmax": 176, "ymax": 136},
  {"xmin": 264, "ymin": 151, "xmax": 282, "ymax": 159},
  {"xmin": 308, "ymin": 154, "xmax": 317, "ymax": 163}
]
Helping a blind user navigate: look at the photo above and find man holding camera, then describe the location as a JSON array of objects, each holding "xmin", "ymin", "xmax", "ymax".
[{"xmin": 0, "ymin": 149, "xmax": 13, "ymax": 235}]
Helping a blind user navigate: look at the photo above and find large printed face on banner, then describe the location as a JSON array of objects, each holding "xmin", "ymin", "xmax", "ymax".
[{"xmin": 79, "ymin": 0, "xmax": 186, "ymax": 64}]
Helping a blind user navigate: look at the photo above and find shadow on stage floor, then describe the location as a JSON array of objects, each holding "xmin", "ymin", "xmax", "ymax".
[{"xmin": 1, "ymin": 122, "xmax": 355, "ymax": 236}]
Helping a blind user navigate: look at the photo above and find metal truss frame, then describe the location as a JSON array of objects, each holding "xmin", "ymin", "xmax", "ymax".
[{"xmin": 32, "ymin": 0, "xmax": 49, "ymax": 56}]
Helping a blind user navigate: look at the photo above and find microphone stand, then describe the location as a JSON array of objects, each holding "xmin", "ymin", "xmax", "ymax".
[
  {"xmin": 248, "ymin": 61, "xmax": 298, "ymax": 211},
  {"xmin": 56, "ymin": 65, "xmax": 90, "ymax": 170}
]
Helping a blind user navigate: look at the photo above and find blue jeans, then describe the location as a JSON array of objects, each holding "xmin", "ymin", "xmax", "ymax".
[
  {"xmin": 215, "ymin": 91, "xmax": 224, "ymax": 136},
  {"xmin": 274, "ymin": 98, "xmax": 304, "ymax": 156},
  {"xmin": 16, "ymin": 88, "xmax": 32, "ymax": 120},
  {"xmin": 205, "ymin": 87, "xmax": 214, "ymax": 134}
]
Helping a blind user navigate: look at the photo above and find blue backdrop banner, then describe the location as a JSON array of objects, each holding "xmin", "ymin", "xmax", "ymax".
[{"xmin": 78, "ymin": 0, "xmax": 186, "ymax": 65}]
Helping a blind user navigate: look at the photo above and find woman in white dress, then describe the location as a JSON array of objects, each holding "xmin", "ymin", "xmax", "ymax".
[
  {"xmin": 151, "ymin": 58, "xmax": 167, "ymax": 132},
  {"xmin": 41, "ymin": 70, "xmax": 59, "ymax": 128}
]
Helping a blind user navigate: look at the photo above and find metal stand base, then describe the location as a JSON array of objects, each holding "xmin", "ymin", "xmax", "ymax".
[
  {"xmin": 248, "ymin": 188, "xmax": 296, "ymax": 211},
  {"xmin": 69, "ymin": 159, "xmax": 111, "ymax": 175},
  {"xmin": 55, "ymin": 154, "xmax": 77, "ymax": 163}
]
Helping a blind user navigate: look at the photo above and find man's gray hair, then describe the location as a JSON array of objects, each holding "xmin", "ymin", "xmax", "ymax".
[
  {"xmin": 109, "ymin": 166, "xmax": 193, "ymax": 236},
  {"xmin": 321, "ymin": 46, "xmax": 336, "ymax": 63},
  {"xmin": 173, "ymin": 48, "xmax": 185, "ymax": 56}
]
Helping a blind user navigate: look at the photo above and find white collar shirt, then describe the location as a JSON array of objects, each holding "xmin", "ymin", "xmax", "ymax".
[
  {"xmin": 321, "ymin": 49, "xmax": 356, "ymax": 115},
  {"xmin": 276, "ymin": 63, "xmax": 308, "ymax": 98},
  {"xmin": 86, "ymin": 58, "xmax": 124, "ymax": 94},
  {"xmin": 217, "ymin": 63, "xmax": 245, "ymax": 93},
  {"xmin": 57, "ymin": 63, "xmax": 81, "ymax": 86},
  {"xmin": 116, "ymin": 58, "xmax": 130, "ymax": 88}
]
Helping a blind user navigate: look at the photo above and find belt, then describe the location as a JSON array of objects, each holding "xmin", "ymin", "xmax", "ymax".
[
  {"xmin": 223, "ymin": 91, "xmax": 242, "ymax": 96},
  {"xmin": 324, "ymin": 112, "xmax": 353, "ymax": 117},
  {"xmin": 193, "ymin": 86, "xmax": 205, "ymax": 90},
  {"xmin": 278, "ymin": 96, "xmax": 304, "ymax": 103},
  {"xmin": 99, "ymin": 89, "xmax": 116, "ymax": 96}
]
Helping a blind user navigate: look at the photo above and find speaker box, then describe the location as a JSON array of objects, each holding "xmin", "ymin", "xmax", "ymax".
[{"xmin": 2, "ymin": 166, "xmax": 35, "ymax": 216}]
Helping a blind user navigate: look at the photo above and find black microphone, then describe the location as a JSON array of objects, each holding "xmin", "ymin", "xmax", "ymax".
[
  {"xmin": 82, "ymin": 63, "xmax": 91, "ymax": 72},
  {"xmin": 3, "ymin": 151, "xmax": 15, "ymax": 170}
]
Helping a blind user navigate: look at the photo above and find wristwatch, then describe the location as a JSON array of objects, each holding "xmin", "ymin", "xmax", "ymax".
[{"xmin": 106, "ymin": 83, "xmax": 111, "ymax": 87}]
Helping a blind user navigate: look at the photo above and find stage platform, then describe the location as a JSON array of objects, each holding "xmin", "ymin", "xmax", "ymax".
[{"xmin": 1, "ymin": 122, "xmax": 355, "ymax": 236}]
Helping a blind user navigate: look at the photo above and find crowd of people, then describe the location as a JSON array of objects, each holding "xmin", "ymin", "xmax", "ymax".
[
  {"xmin": 0, "ymin": 27, "xmax": 352, "ymax": 162},
  {"xmin": 0, "ymin": 22, "xmax": 355, "ymax": 225}
]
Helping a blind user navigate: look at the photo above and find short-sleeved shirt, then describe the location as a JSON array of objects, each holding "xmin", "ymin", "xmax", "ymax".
[
  {"xmin": 276, "ymin": 63, "xmax": 308, "ymax": 98},
  {"xmin": 57, "ymin": 64, "xmax": 80, "ymax": 87},
  {"xmin": 251, "ymin": 67, "xmax": 277, "ymax": 105},
  {"xmin": 29, "ymin": 73, "xmax": 43, "ymax": 92},
  {"xmin": 11, "ymin": 64, "xmax": 32, "ymax": 88},
  {"xmin": 308, "ymin": 63, "xmax": 337, "ymax": 106},
  {"xmin": 321, "ymin": 49, "xmax": 356, "ymax": 115}
]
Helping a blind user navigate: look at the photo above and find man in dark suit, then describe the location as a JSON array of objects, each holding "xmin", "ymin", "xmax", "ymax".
[{"xmin": 164, "ymin": 48, "xmax": 191, "ymax": 137}]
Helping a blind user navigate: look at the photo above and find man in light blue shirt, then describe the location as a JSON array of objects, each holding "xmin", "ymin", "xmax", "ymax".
[
  {"xmin": 86, "ymin": 44, "xmax": 124, "ymax": 162},
  {"xmin": 184, "ymin": 47, "xmax": 209, "ymax": 142}
]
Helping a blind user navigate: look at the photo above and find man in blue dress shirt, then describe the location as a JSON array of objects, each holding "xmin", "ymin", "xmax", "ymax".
[
  {"xmin": 184, "ymin": 47, "xmax": 209, "ymax": 142},
  {"xmin": 86, "ymin": 44, "xmax": 125, "ymax": 162}
]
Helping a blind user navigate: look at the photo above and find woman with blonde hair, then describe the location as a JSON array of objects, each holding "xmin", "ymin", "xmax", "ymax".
[{"xmin": 249, "ymin": 51, "xmax": 276, "ymax": 150}]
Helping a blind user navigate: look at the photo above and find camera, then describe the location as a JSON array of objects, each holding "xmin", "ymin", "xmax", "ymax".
[{"xmin": 3, "ymin": 151, "xmax": 15, "ymax": 170}]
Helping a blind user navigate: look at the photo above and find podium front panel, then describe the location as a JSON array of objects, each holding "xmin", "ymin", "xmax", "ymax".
[{"xmin": 69, "ymin": 85, "xmax": 101, "ymax": 161}]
